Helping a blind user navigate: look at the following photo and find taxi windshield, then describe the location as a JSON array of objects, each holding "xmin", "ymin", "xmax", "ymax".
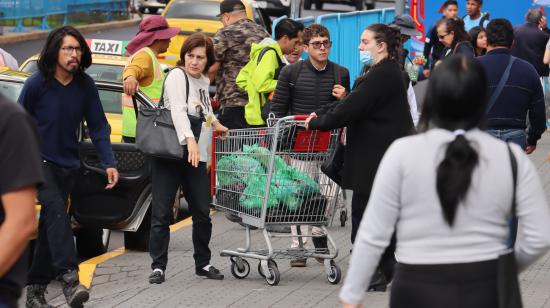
[
  {"xmin": 164, "ymin": 2, "xmax": 220, "ymax": 20},
  {"xmin": 0, "ymin": 81, "xmax": 23, "ymax": 101},
  {"xmin": 21, "ymin": 60, "xmax": 123, "ymax": 83}
]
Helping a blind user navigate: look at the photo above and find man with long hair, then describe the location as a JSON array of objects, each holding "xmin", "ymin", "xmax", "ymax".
[{"xmin": 18, "ymin": 26, "xmax": 119, "ymax": 308}]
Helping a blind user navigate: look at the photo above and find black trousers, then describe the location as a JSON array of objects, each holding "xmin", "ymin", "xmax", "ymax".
[
  {"xmin": 27, "ymin": 162, "xmax": 78, "ymax": 285},
  {"xmin": 390, "ymin": 260, "xmax": 498, "ymax": 308},
  {"xmin": 351, "ymin": 191, "xmax": 396, "ymax": 281},
  {"xmin": 217, "ymin": 106, "xmax": 247, "ymax": 130},
  {"xmin": 149, "ymin": 158, "xmax": 212, "ymax": 271}
]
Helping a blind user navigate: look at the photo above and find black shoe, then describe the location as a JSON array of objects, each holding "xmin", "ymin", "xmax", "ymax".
[
  {"xmin": 225, "ymin": 212, "xmax": 242, "ymax": 223},
  {"xmin": 196, "ymin": 266, "xmax": 224, "ymax": 280},
  {"xmin": 59, "ymin": 270, "xmax": 90, "ymax": 308},
  {"xmin": 26, "ymin": 284, "xmax": 54, "ymax": 308},
  {"xmin": 149, "ymin": 270, "xmax": 165, "ymax": 284}
]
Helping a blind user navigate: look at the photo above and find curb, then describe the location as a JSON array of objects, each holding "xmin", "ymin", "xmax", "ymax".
[{"xmin": 0, "ymin": 18, "xmax": 141, "ymax": 45}]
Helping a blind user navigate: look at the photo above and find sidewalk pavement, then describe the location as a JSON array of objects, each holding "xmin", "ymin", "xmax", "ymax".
[{"xmin": 21, "ymin": 132, "xmax": 550, "ymax": 308}]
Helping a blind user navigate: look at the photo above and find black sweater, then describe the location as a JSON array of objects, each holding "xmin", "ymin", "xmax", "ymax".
[
  {"xmin": 308, "ymin": 60, "xmax": 414, "ymax": 195},
  {"xmin": 270, "ymin": 60, "xmax": 350, "ymax": 117}
]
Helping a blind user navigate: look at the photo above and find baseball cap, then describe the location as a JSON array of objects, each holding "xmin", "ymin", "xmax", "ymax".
[
  {"xmin": 217, "ymin": 0, "xmax": 246, "ymax": 17},
  {"xmin": 392, "ymin": 14, "xmax": 421, "ymax": 37}
]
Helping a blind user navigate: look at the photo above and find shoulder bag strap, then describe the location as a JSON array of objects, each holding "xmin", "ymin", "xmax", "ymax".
[
  {"xmin": 487, "ymin": 56, "xmax": 516, "ymax": 113},
  {"xmin": 507, "ymin": 143, "xmax": 518, "ymax": 248},
  {"xmin": 333, "ymin": 62, "xmax": 342, "ymax": 85}
]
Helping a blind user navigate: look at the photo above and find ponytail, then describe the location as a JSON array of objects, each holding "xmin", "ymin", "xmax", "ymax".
[{"xmin": 436, "ymin": 133, "xmax": 479, "ymax": 226}]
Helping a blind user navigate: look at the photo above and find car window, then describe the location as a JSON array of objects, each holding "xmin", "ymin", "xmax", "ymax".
[
  {"xmin": 21, "ymin": 60, "xmax": 123, "ymax": 83},
  {"xmin": 0, "ymin": 80, "xmax": 23, "ymax": 102},
  {"xmin": 98, "ymin": 89, "xmax": 122, "ymax": 114},
  {"xmin": 164, "ymin": 2, "xmax": 219, "ymax": 20}
]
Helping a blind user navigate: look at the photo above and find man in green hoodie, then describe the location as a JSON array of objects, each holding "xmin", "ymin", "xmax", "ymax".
[{"xmin": 236, "ymin": 18, "xmax": 304, "ymax": 127}]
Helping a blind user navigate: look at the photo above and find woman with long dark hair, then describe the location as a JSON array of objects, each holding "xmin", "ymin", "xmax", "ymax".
[
  {"xmin": 305, "ymin": 23, "xmax": 414, "ymax": 290},
  {"xmin": 436, "ymin": 17, "xmax": 474, "ymax": 63},
  {"xmin": 469, "ymin": 26, "xmax": 487, "ymax": 56},
  {"xmin": 423, "ymin": 0, "xmax": 459, "ymax": 77},
  {"xmin": 147, "ymin": 33, "xmax": 228, "ymax": 284},
  {"xmin": 340, "ymin": 55, "xmax": 550, "ymax": 308}
]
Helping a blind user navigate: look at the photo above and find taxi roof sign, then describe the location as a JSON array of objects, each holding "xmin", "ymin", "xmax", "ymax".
[{"xmin": 86, "ymin": 39, "xmax": 129, "ymax": 56}]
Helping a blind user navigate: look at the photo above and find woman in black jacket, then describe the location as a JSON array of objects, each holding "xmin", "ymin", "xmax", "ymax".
[
  {"xmin": 435, "ymin": 17, "xmax": 474, "ymax": 62},
  {"xmin": 305, "ymin": 23, "xmax": 414, "ymax": 289}
]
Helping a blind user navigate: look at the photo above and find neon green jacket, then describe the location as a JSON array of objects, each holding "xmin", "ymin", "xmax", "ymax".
[{"xmin": 236, "ymin": 38, "xmax": 284, "ymax": 126}]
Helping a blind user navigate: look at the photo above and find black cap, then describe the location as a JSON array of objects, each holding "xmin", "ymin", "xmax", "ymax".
[{"xmin": 217, "ymin": 0, "xmax": 246, "ymax": 17}]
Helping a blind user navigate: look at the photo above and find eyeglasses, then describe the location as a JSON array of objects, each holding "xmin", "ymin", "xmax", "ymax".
[
  {"xmin": 308, "ymin": 40, "xmax": 332, "ymax": 49},
  {"xmin": 438, "ymin": 33, "xmax": 451, "ymax": 40},
  {"xmin": 60, "ymin": 46, "xmax": 83, "ymax": 55}
]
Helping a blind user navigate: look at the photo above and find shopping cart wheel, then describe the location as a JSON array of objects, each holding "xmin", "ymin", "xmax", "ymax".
[
  {"xmin": 327, "ymin": 261, "xmax": 342, "ymax": 284},
  {"xmin": 229, "ymin": 257, "xmax": 250, "ymax": 279},
  {"xmin": 265, "ymin": 262, "xmax": 280, "ymax": 286},
  {"xmin": 340, "ymin": 209, "xmax": 347, "ymax": 227},
  {"xmin": 258, "ymin": 260, "xmax": 277, "ymax": 278}
]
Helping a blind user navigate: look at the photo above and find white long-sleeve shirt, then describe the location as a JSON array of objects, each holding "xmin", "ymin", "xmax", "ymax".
[
  {"xmin": 163, "ymin": 68, "xmax": 216, "ymax": 162},
  {"xmin": 340, "ymin": 128, "xmax": 550, "ymax": 305}
]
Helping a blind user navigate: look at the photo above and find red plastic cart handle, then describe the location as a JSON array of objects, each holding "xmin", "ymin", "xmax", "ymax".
[{"xmin": 293, "ymin": 115, "xmax": 311, "ymax": 121}]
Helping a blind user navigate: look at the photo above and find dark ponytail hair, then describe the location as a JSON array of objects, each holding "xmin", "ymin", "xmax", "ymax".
[
  {"xmin": 419, "ymin": 55, "xmax": 488, "ymax": 226},
  {"xmin": 366, "ymin": 23, "xmax": 401, "ymax": 62},
  {"xmin": 437, "ymin": 17, "xmax": 470, "ymax": 50}
]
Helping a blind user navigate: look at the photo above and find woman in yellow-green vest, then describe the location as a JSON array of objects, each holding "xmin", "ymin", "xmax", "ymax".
[{"xmin": 122, "ymin": 16, "xmax": 179, "ymax": 143}]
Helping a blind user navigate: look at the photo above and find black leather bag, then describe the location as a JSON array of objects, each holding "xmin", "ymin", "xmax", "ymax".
[
  {"xmin": 135, "ymin": 68, "xmax": 202, "ymax": 160},
  {"xmin": 320, "ymin": 129, "xmax": 345, "ymax": 185},
  {"xmin": 497, "ymin": 144, "xmax": 522, "ymax": 308}
]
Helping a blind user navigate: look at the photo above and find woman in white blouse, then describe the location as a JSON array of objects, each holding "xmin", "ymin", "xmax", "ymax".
[
  {"xmin": 148, "ymin": 33, "xmax": 228, "ymax": 284},
  {"xmin": 340, "ymin": 55, "xmax": 550, "ymax": 308}
]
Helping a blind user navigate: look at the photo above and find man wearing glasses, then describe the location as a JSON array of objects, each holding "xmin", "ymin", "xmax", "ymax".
[
  {"xmin": 270, "ymin": 23, "xmax": 350, "ymax": 268},
  {"xmin": 18, "ymin": 26, "xmax": 119, "ymax": 308}
]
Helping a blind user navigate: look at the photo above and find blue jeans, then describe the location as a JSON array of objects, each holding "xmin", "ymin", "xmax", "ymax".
[{"xmin": 486, "ymin": 128, "xmax": 527, "ymax": 150}]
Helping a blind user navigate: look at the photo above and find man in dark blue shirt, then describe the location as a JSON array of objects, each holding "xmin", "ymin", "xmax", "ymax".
[
  {"xmin": 478, "ymin": 19, "xmax": 546, "ymax": 153},
  {"xmin": 18, "ymin": 26, "xmax": 119, "ymax": 308}
]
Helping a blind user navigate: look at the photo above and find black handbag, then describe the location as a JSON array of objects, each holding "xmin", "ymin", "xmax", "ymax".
[
  {"xmin": 320, "ymin": 129, "xmax": 345, "ymax": 185},
  {"xmin": 134, "ymin": 67, "xmax": 202, "ymax": 160},
  {"xmin": 497, "ymin": 144, "xmax": 522, "ymax": 308}
]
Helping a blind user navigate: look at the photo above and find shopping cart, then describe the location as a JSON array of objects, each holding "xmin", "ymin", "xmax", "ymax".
[{"xmin": 211, "ymin": 115, "xmax": 342, "ymax": 286}]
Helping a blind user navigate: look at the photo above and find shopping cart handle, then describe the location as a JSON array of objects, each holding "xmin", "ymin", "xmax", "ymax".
[
  {"xmin": 213, "ymin": 131, "xmax": 220, "ymax": 137},
  {"xmin": 293, "ymin": 115, "xmax": 311, "ymax": 121}
]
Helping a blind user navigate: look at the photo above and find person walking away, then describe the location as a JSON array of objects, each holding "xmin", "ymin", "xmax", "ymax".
[
  {"xmin": 0, "ymin": 95, "xmax": 43, "ymax": 308},
  {"xmin": 19, "ymin": 26, "xmax": 119, "ymax": 308},
  {"xmin": 340, "ymin": 55, "xmax": 550, "ymax": 308},
  {"xmin": 436, "ymin": 17, "xmax": 474, "ymax": 65},
  {"xmin": 121, "ymin": 16, "xmax": 179, "ymax": 143},
  {"xmin": 463, "ymin": 0, "xmax": 489, "ymax": 31},
  {"xmin": 148, "ymin": 33, "xmax": 229, "ymax": 284},
  {"xmin": 305, "ymin": 24, "xmax": 414, "ymax": 290},
  {"xmin": 390, "ymin": 14, "xmax": 421, "ymax": 127},
  {"xmin": 469, "ymin": 26, "xmax": 487, "ymax": 56},
  {"xmin": 511, "ymin": 8, "xmax": 550, "ymax": 80},
  {"xmin": 209, "ymin": 0, "xmax": 270, "ymax": 129},
  {"xmin": 479, "ymin": 19, "xmax": 546, "ymax": 153},
  {"xmin": 423, "ymin": 0, "xmax": 458, "ymax": 77},
  {"xmin": 236, "ymin": 18, "xmax": 304, "ymax": 127},
  {"xmin": 270, "ymin": 23, "xmax": 350, "ymax": 267}
]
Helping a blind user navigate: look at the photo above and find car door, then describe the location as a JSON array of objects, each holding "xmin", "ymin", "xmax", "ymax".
[{"xmin": 71, "ymin": 83, "xmax": 154, "ymax": 230}]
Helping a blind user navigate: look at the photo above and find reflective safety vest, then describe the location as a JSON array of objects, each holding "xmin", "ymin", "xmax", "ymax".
[{"xmin": 121, "ymin": 47, "xmax": 165, "ymax": 138}]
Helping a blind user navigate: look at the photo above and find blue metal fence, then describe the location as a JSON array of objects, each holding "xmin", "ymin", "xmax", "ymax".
[
  {"xmin": 273, "ymin": 8, "xmax": 396, "ymax": 82},
  {"xmin": 0, "ymin": 0, "xmax": 128, "ymax": 32}
]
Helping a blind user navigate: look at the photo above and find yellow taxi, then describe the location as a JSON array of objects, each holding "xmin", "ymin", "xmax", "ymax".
[
  {"xmin": 19, "ymin": 39, "xmax": 171, "ymax": 143},
  {"xmin": 161, "ymin": 0, "xmax": 271, "ymax": 66}
]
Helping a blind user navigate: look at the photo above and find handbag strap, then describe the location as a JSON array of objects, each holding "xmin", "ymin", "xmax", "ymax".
[
  {"xmin": 158, "ymin": 67, "xmax": 189, "ymax": 108},
  {"xmin": 487, "ymin": 56, "xmax": 516, "ymax": 113},
  {"xmin": 507, "ymin": 143, "xmax": 518, "ymax": 248}
]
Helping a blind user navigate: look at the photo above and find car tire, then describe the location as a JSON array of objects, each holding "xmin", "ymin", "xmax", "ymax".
[
  {"xmin": 138, "ymin": 7, "xmax": 146, "ymax": 14},
  {"xmin": 304, "ymin": 0, "xmax": 312, "ymax": 10},
  {"xmin": 355, "ymin": 0, "xmax": 365, "ymax": 10},
  {"xmin": 124, "ymin": 209, "xmax": 151, "ymax": 252},
  {"xmin": 365, "ymin": 2, "xmax": 375, "ymax": 10},
  {"xmin": 315, "ymin": 0, "xmax": 324, "ymax": 10},
  {"xmin": 75, "ymin": 227, "xmax": 107, "ymax": 259},
  {"xmin": 149, "ymin": 7, "xmax": 159, "ymax": 14}
]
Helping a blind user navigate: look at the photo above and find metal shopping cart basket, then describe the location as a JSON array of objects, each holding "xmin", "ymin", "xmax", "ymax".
[{"xmin": 211, "ymin": 115, "xmax": 342, "ymax": 286}]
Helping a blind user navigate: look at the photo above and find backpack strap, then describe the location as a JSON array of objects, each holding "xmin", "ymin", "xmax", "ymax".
[
  {"xmin": 479, "ymin": 12, "xmax": 490, "ymax": 27},
  {"xmin": 257, "ymin": 46, "xmax": 284, "ymax": 69},
  {"xmin": 288, "ymin": 60, "xmax": 303, "ymax": 97},
  {"xmin": 332, "ymin": 62, "xmax": 342, "ymax": 85}
]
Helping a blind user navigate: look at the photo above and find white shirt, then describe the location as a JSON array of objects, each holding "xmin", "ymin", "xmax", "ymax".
[
  {"xmin": 340, "ymin": 128, "xmax": 550, "ymax": 305},
  {"xmin": 163, "ymin": 68, "xmax": 216, "ymax": 162}
]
